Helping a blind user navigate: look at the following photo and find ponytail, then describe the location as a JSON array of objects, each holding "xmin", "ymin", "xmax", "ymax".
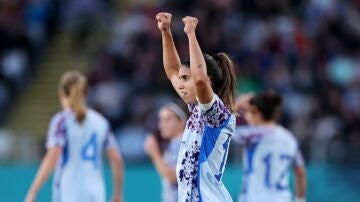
[
  {"xmin": 69, "ymin": 79, "xmax": 87, "ymax": 122},
  {"xmin": 204, "ymin": 52, "xmax": 236, "ymax": 113},
  {"xmin": 59, "ymin": 71, "xmax": 87, "ymax": 123}
]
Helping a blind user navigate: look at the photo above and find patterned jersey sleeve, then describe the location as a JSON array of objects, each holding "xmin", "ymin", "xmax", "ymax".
[
  {"xmin": 198, "ymin": 94, "xmax": 232, "ymax": 128},
  {"xmin": 232, "ymin": 126, "xmax": 262, "ymax": 146},
  {"xmin": 45, "ymin": 113, "xmax": 66, "ymax": 149},
  {"xmin": 104, "ymin": 125, "xmax": 118, "ymax": 150}
]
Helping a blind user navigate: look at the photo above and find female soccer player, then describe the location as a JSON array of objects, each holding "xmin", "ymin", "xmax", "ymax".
[
  {"xmin": 25, "ymin": 71, "xmax": 124, "ymax": 202},
  {"xmin": 233, "ymin": 91, "xmax": 307, "ymax": 202},
  {"xmin": 156, "ymin": 12, "xmax": 237, "ymax": 201},
  {"xmin": 144, "ymin": 103, "xmax": 187, "ymax": 202}
]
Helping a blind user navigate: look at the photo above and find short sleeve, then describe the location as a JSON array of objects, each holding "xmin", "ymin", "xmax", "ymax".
[
  {"xmin": 198, "ymin": 94, "xmax": 231, "ymax": 128},
  {"xmin": 45, "ymin": 113, "xmax": 66, "ymax": 149},
  {"xmin": 232, "ymin": 126, "xmax": 262, "ymax": 146},
  {"xmin": 104, "ymin": 127, "xmax": 118, "ymax": 150},
  {"xmin": 293, "ymin": 149, "xmax": 305, "ymax": 168}
]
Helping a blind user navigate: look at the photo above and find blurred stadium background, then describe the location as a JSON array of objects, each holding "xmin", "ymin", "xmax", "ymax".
[{"xmin": 0, "ymin": 0, "xmax": 359, "ymax": 201}]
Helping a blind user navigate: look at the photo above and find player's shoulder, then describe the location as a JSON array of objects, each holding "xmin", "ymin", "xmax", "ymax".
[
  {"xmin": 276, "ymin": 125, "xmax": 298, "ymax": 143},
  {"xmin": 50, "ymin": 110, "xmax": 69, "ymax": 125},
  {"xmin": 87, "ymin": 109, "xmax": 109, "ymax": 125}
]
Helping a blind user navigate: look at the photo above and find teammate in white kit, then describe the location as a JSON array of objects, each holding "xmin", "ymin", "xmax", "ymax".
[
  {"xmin": 25, "ymin": 71, "xmax": 124, "ymax": 202},
  {"xmin": 233, "ymin": 91, "xmax": 307, "ymax": 202},
  {"xmin": 157, "ymin": 13, "xmax": 237, "ymax": 201},
  {"xmin": 144, "ymin": 103, "xmax": 187, "ymax": 202}
]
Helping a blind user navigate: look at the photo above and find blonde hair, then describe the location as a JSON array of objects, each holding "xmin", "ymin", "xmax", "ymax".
[{"xmin": 59, "ymin": 71, "xmax": 87, "ymax": 122}]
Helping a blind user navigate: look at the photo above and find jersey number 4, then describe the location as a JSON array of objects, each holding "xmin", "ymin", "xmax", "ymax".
[{"xmin": 81, "ymin": 133, "xmax": 98, "ymax": 168}]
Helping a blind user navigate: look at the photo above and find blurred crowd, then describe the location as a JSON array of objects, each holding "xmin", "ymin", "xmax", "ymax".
[
  {"xmin": 0, "ymin": 0, "xmax": 59, "ymax": 121},
  {"xmin": 1, "ymin": 0, "xmax": 360, "ymax": 164},
  {"xmin": 84, "ymin": 0, "xmax": 360, "ymax": 164}
]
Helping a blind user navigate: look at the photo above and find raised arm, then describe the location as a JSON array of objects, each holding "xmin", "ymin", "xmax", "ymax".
[
  {"xmin": 25, "ymin": 147, "xmax": 62, "ymax": 202},
  {"xmin": 183, "ymin": 16, "xmax": 214, "ymax": 104},
  {"xmin": 156, "ymin": 13, "xmax": 181, "ymax": 86},
  {"xmin": 107, "ymin": 148, "xmax": 124, "ymax": 202}
]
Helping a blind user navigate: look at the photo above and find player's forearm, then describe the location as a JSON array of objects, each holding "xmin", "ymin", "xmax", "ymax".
[
  {"xmin": 152, "ymin": 154, "xmax": 177, "ymax": 184},
  {"xmin": 295, "ymin": 166, "xmax": 307, "ymax": 198},
  {"xmin": 187, "ymin": 32, "xmax": 213, "ymax": 103},
  {"xmin": 188, "ymin": 33, "xmax": 207, "ymax": 82},
  {"xmin": 161, "ymin": 30, "xmax": 181, "ymax": 78},
  {"xmin": 295, "ymin": 176, "xmax": 306, "ymax": 198},
  {"xmin": 28, "ymin": 149, "xmax": 59, "ymax": 194},
  {"xmin": 110, "ymin": 153, "xmax": 124, "ymax": 197}
]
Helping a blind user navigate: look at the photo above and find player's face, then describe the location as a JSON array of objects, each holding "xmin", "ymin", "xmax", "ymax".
[
  {"xmin": 245, "ymin": 105, "xmax": 263, "ymax": 125},
  {"xmin": 159, "ymin": 108, "xmax": 183, "ymax": 139},
  {"xmin": 178, "ymin": 66, "xmax": 197, "ymax": 104}
]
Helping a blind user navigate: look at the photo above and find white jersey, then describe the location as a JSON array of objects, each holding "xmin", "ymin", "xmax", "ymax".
[
  {"xmin": 233, "ymin": 125, "xmax": 304, "ymax": 202},
  {"xmin": 162, "ymin": 135, "xmax": 182, "ymax": 202},
  {"xmin": 46, "ymin": 109, "xmax": 118, "ymax": 202},
  {"xmin": 176, "ymin": 95, "xmax": 236, "ymax": 202}
]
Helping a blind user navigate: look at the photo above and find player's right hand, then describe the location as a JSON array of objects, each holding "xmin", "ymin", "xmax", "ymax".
[
  {"xmin": 156, "ymin": 12, "xmax": 172, "ymax": 32},
  {"xmin": 235, "ymin": 93, "xmax": 254, "ymax": 112},
  {"xmin": 144, "ymin": 135, "xmax": 161, "ymax": 158}
]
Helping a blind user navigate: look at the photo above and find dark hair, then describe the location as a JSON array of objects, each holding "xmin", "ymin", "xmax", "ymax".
[
  {"xmin": 182, "ymin": 53, "xmax": 236, "ymax": 112},
  {"xmin": 182, "ymin": 60, "xmax": 190, "ymax": 67},
  {"xmin": 250, "ymin": 90, "xmax": 283, "ymax": 121}
]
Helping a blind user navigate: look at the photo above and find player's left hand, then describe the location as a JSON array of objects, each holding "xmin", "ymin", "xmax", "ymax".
[
  {"xmin": 144, "ymin": 135, "xmax": 161, "ymax": 158},
  {"xmin": 182, "ymin": 16, "xmax": 198, "ymax": 34}
]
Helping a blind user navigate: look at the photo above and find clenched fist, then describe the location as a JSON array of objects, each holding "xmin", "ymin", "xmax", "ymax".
[
  {"xmin": 144, "ymin": 135, "xmax": 161, "ymax": 158},
  {"xmin": 182, "ymin": 16, "xmax": 198, "ymax": 34},
  {"xmin": 156, "ymin": 12, "xmax": 172, "ymax": 32}
]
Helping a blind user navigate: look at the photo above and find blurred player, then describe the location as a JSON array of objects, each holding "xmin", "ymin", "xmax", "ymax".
[
  {"xmin": 233, "ymin": 91, "xmax": 307, "ymax": 202},
  {"xmin": 144, "ymin": 103, "xmax": 187, "ymax": 202},
  {"xmin": 25, "ymin": 71, "xmax": 124, "ymax": 202},
  {"xmin": 157, "ymin": 12, "xmax": 237, "ymax": 201}
]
